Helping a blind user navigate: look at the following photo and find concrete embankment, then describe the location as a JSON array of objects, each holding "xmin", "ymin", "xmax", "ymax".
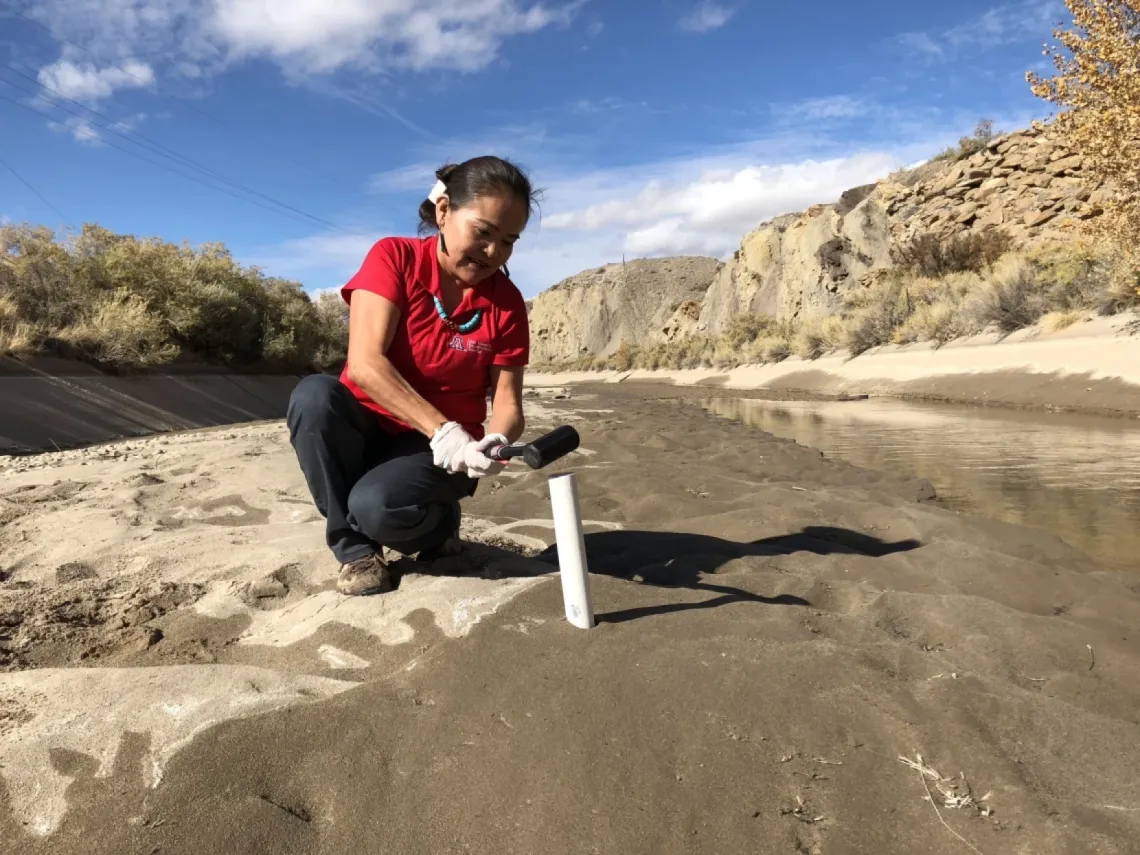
[{"xmin": 0, "ymin": 357, "xmax": 307, "ymax": 454}]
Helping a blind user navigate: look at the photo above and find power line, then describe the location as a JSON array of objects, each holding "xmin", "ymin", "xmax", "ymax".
[
  {"xmin": 0, "ymin": 93, "xmax": 373, "ymax": 236},
  {"xmin": 0, "ymin": 66, "xmax": 360, "ymax": 236},
  {"xmin": 7, "ymin": 9, "xmax": 359, "ymax": 191},
  {"xmin": 0, "ymin": 152, "xmax": 71, "ymax": 223}
]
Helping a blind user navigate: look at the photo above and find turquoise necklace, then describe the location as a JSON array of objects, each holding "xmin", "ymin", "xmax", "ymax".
[{"xmin": 432, "ymin": 294, "xmax": 483, "ymax": 334}]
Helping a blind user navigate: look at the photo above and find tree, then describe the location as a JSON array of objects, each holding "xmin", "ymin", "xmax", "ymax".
[{"xmin": 1027, "ymin": 0, "xmax": 1140, "ymax": 268}]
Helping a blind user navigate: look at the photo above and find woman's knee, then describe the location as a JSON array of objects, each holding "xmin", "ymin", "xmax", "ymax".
[
  {"xmin": 347, "ymin": 479, "xmax": 455, "ymax": 547},
  {"xmin": 287, "ymin": 374, "xmax": 342, "ymax": 429}
]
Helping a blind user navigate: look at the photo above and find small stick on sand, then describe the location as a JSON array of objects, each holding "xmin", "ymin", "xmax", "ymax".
[
  {"xmin": 1104, "ymin": 805, "xmax": 1140, "ymax": 812},
  {"xmin": 899, "ymin": 754, "xmax": 984, "ymax": 855},
  {"xmin": 1088, "ymin": 644, "xmax": 1096, "ymax": 672}
]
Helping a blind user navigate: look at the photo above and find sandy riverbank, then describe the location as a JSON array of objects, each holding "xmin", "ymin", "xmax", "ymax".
[
  {"xmin": 2, "ymin": 388, "xmax": 1138, "ymax": 854},
  {"xmin": 531, "ymin": 312, "xmax": 1140, "ymax": 417}
]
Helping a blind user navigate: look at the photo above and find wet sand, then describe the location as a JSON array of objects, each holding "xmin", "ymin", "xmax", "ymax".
[{"xmin": 2, "ymin": 389, "xmax": 1139, "ymax": 854}]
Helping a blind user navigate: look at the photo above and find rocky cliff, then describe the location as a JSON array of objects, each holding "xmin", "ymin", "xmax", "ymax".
[
  {"xmin": 697, "ymin": 122, "xmax": 1103, "ymax": 337},
  {"xmin": 528, "ymin": 121, "xmax": 1106, "ymax": 359},
  {"xmin": 527, "ymin": 256, "xmax": 720, "ymax": 363}
]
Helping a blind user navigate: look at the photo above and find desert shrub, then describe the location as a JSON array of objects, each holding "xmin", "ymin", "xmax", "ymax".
[
  {"xmin": 892, "ymin": 229, "xmax": 1014, "ymax": 277},
  {"xmin": 842, "ymin": 277, "xmax": 911, "ymax": 355},
  {"xmin": 607, "ymin": 342, "xmax": 636, "ymax": 372},
  {"xmin": 931, "ymin": 119, "xmax": 998, "ymax": 163},
  {"xmin": 0, "ymin": 222, "xmax": 347, "ymax": 370},
  {"xmin": 751, "ymin": 335, "xmax": 792, "ymax": 363},
  {"xmin": 965, "ymin": 255, "xmax": 1048, "ymax": 333},
  {"xmin": 891, "ymin": 272, "xmax": 983, "ymax": 345},
  {"xmin": 793, "ymin": 316, "xmax": 847, "ymax": 359},
  {"xmin": 0, "ymin": 295, "xmax": 40, "ymax": 357},
  {"xmin": 57, "ymin": 289, "xmax": 179, "ymax": 366}
]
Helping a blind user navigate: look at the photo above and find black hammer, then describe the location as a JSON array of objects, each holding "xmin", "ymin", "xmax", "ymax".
[{"xmin": 489, "ymin": 425, "xmax": 580, "ymax": 470}]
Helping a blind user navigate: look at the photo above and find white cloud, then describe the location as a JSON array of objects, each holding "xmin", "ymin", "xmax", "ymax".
[
  {"xmin": 37, "ymin": 58, "xmax": 155, "ymax": 101},
  {"xmin": 783, "ymin": 95, "xmax": 868, "ymax": 121},
  {"xmin": 679, "ymin": 1, "xmax": 734, "ymax": 33},
  {"xmin": 262, "ymin": 123, "xmax": 970, "ymax": 297},
  {"xmin": 585, "ymin": 19, "xmax": 603, "ymax": 37},
  {"xmin": 539, "ymin": 152, "xmax": 899, "ymax": 256},
  {"xmin": 369, "ymin": 162, "xmax": 439, "ymax": 195},
  {"xmin": 26, "ymin": 0, "xmax": 582, "ymax": 81},
  {"xmin": 253, "ymin": 232, "xmax": 379, "ymax": 278},
  {"xmin": 47, "ymin": 116, "xmax": 103, "ymax": 145},
  {"xmin": 899, "ymin": 0, "xmax": 1065, "ymax": 61}
]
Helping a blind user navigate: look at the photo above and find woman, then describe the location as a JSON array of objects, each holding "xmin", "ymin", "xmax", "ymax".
[{"xmin": 287, "ymin": 155, "xmax": 537, "ymax": 597}]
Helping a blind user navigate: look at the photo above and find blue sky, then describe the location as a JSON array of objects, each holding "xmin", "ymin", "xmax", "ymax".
[{"xmin": 1, "ymin": 0, "xmax": 1067, "ymax": 297}]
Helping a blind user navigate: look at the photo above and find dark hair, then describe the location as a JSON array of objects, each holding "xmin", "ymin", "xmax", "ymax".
[{"xmin": 417, "ymin": 155, "xmax": 540, "ymax": 235}]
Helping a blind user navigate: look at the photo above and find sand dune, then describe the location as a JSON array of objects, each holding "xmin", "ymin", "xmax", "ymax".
[{"xmin": 2, "ymin": 387, "xmax": 1138, "ymax": 854}]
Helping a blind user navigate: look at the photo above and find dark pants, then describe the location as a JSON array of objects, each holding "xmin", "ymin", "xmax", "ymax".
[{"xmin": 286, "ymin": 374, "xmax": 475, "ymax": 564}]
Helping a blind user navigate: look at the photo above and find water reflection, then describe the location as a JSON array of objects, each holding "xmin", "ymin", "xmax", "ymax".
[{"xmin": 701, "ymin": 397, "xmax": 1140, "ymax": 570}]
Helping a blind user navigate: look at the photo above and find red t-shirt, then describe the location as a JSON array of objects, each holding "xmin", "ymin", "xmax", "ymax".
[{"xmin": 338, "ymin": 234, "xmax": 530, "ymax": 439}]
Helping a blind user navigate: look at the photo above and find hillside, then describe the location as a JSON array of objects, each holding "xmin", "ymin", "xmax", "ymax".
[
  {"xmin": 527, "ymin": 256, "xmax": 721, "ymax": 363},
  {"xmin": 528, "ymin": 121, "xmax": 1129, "ymax": 368}
]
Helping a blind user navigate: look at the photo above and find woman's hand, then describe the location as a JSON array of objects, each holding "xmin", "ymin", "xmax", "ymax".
[{"xmin": 430, "ymin": 421, "xmax": 477, "ymax": 473}]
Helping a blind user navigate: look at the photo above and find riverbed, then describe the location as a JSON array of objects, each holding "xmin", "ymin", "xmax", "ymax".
[{"xmin": 700, "ymin": 396, "xmax": 1140, "ymax": 571}]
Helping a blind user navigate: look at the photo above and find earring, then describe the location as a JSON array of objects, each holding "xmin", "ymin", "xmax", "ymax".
[
  {"xmin": 501, "ymin": 263, "xmax": 510, "ymax": 277},
  {"xmin": 438, "ymin": 231, "xmax": 448, "ymax": 255}
]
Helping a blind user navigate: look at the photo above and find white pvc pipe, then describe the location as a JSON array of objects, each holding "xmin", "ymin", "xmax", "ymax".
[{"xmin": 548, "ymin": 472, "xmax": 595, "ymax": 629}]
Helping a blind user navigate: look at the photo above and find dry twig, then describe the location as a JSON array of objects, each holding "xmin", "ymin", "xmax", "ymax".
[{"xmin": 899, "ymin": 754, "xmax": 988, "ymax": 855}]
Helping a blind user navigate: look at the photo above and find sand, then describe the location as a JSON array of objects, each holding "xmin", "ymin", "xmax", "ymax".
[
  {"xmin": 532, "ymin": 311, "xmax": 1140, "ymax": 417},
  {"xmin": 2, "ymin": 386, "xmax": 1139, "ymax": 854}
]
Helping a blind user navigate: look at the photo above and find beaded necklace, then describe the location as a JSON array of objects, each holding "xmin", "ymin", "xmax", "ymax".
[{"xmin": 432, "ymin": 294, "xmax": 483, "ymax": 334}]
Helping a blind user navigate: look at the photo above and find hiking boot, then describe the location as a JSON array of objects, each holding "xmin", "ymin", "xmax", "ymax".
[{"xmin": 336, "ymin": 553, "xmax": 393, "ymax": 596}]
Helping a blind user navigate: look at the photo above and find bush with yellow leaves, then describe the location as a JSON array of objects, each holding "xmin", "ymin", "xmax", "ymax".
[{"xmin": 1026, "ymin": 0, "xmax": 1140, "ymax": 303}]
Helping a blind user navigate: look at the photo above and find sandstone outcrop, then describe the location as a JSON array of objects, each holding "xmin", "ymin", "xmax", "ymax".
[
  {"xmin": 528, "ymin": 121, "xmax": 1106, "ymax": 357},
  {"xmin": 527, "ymin": 256, "xmax": 720, "ymax": 363}
]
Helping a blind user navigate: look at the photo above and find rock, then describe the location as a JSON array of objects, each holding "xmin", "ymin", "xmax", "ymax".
[
  {"xmin": 954, "ymin": 203, "xmax": 980, "ymax": 224},
  {"xmin": 122, "ymin": 627, "xmax": 164, "ymax": 653},
  {"xmin": 975, "ymin": 177, "xmax": 1008, "ymax": 202},
  {"xmin": 1048, "ymin": 154, "xmax": 1084, "ymax": 175},
  {"xmin": 1024, "ymin": 209, "xmax": 1058, "ymax": 228},
  {"xmin": 975, "ymin": 206, "xmax": 1006, "ymax": 228},
  {"xmin": 528, "ymin": 256, "xmax": 721, "ymax": 362}
]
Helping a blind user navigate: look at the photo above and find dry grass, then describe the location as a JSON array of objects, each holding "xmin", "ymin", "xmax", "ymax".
[
  {"xmin": 0, "ymin": 295, "xmax": 40, "ymax": 357},
  {"xmin": 1043, "ymin": 309, "xmax": 1087, "ymax": 332}
]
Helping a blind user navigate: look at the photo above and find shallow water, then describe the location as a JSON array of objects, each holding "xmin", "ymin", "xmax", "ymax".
[{"xmin": 701, "ymin": 397, "xmax": 1140, "ymax": 570}]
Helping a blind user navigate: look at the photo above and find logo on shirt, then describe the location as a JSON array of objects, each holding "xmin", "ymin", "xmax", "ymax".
[{"xmin": 447, "ymin": 335, "xmax": 492, "ymax": 354}]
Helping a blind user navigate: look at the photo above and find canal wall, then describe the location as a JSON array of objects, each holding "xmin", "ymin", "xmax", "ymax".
[{"xmin": 0, "ymin": 357, "xmax": 306, "ymax": 454}]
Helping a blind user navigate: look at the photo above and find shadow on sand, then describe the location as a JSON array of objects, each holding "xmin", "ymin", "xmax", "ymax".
[{"xmin": 408, "ymin": 525, "xmax": 921, "ymax": 625}]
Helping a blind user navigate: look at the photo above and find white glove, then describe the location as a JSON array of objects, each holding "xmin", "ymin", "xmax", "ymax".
[
  {"xmin": 430, "ymin": 421, "xmax": 476, "ymax": 474},
  {"xmin": 464, "ymin": 433, "xmax": 509, "ymax": 479}
]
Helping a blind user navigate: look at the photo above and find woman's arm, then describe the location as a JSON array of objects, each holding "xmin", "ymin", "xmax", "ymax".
[
  {"xmin": 344, "ymin": 289, "xmax": 450, "ymax": 437},
  {"xmin": 487, "ymin": 365, "xmax": 526, "ymax": 443}
]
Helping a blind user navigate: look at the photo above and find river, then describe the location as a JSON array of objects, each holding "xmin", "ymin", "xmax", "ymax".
[{"xmin": 700, "ymin": 396, "xmax": 1140, "ymax": 571}]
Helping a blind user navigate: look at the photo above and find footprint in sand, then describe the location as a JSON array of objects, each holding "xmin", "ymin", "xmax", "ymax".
[{"xmin": 159, "ymin": 495, "xmax": 271, "ymax": 528}]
